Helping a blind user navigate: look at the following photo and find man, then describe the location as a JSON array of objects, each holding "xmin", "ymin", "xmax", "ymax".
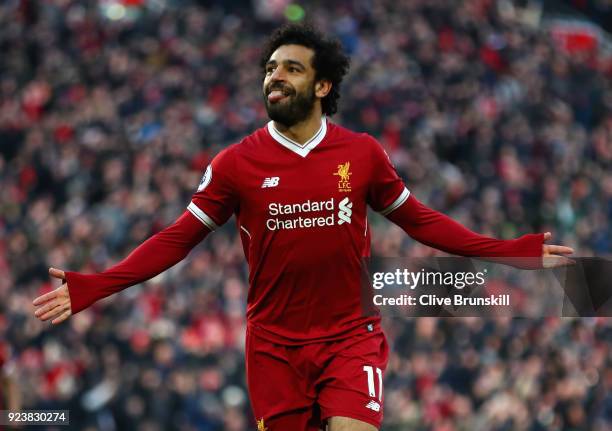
[{"xmin": 33, "ymin": 24, "xmax": 573, "ymax": 431}]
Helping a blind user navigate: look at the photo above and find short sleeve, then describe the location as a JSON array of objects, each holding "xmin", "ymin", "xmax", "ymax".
[
  {"xmin": 188, "ymin": 146, "xmax": 239, "ymax": 230},
  {"xmin": 366, "ymin": 135, "xmax": 410, "ymax": 215}
]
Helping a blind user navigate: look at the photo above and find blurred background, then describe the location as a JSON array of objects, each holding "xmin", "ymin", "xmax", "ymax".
[{"xmin": 1, "ymin": 0, "xmax": 612, "ymax": 430}]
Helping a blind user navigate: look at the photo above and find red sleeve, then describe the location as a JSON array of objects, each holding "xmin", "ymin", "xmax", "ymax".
[
  {"xmin": 187, "ymin": 146, "xmax": 239, "ymax": 231},
  {"xmin": 65, "ymin": 211, "xmax": 210, "ymax": 314},
  {"xmin": 386, "ymin": 194, "xmax": 544, "ymax": 267},
  {"xmin": 366, "ymin": 135, "xmax": 410, "ymax": 214}
]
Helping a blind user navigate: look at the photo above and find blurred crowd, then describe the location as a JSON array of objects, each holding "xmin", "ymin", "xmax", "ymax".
[{"xmin": 1, "ymin": 0, "xmax": 611, "ymax": 429}]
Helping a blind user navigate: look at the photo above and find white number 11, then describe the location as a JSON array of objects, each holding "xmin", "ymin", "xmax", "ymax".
[{"xmin": 363, "ymin": 365, "xmax": 383, "ymax": 401}]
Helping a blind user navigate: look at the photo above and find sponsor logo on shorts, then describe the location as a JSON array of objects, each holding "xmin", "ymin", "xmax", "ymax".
[
  {"xmin": 257, "ymin": 418, "xmax": 268, "ymax": 431},
  {"xmin": 365, "ymin": 400, "xmax": 381, "ymax": 412}
]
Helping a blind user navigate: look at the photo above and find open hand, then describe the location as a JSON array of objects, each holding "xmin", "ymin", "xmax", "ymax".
[
  {"xmin": 33, "ymin": 268, "xmax": 72, "ymax": 324},
  {"xmin": 542, "ymin": 232, "xmax": 575, "ymax": 268}
]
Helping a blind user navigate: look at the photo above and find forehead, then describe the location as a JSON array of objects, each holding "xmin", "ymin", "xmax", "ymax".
[{"xmin": 268, "ymin": 44, "xmax": 315, "ymax": 67}]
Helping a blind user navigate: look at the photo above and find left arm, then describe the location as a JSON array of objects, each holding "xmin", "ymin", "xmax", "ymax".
[
  {"xmin": 364, "ymin": 134, "xmax": 573, "ymax": 268},
  {"xmin": 386, "ymin": 194, "xmax": 574, "ymax": 268}
]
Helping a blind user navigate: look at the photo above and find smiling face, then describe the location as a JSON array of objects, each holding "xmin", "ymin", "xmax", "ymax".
[{"xmin": 263, "ymin": 44, "xmax": 323, "ymax": 127}]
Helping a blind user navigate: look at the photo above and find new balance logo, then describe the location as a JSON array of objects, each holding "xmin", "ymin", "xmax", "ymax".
[
  {"xmin": 337, "ymin": 197, "xmax": 353, "ymax": 225},
  {"xmin": 365, "ymin": 400, "xmax": 380, "ymax": 412},
  {"xmin": 261, "ymin": 177, "xmax": 280, "ymax": 188}
]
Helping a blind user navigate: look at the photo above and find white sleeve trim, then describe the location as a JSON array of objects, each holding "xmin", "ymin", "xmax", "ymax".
[
  {"xmin": 187, "ymin": 202, "xmax": 219, "ymax": 231},
  {"xmin": 240, "ymin": 225, "xmax": 252, "ymax": 239},
  {"xmin": 379, "ymin": 187, "xmax": 410, "ymax": 216}
]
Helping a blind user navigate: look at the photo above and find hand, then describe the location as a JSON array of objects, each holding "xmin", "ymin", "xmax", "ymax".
[
  {"xmin": 542, "ymin": 232, "xmax": 575, "ymax": 268},
  {"xmin": 33, "ymin": 268, "xmax": 72, "ymax": 324}
]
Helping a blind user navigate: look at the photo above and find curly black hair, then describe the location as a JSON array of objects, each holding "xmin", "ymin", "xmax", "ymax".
[{"xmin": 260, "ymin": 23, "xmax": 350, "ymax": 116}]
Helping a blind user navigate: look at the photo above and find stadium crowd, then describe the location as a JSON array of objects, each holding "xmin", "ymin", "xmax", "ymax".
[{"xmin": 1, "ymin": 0, "xmax": 611, "ymax": 429}]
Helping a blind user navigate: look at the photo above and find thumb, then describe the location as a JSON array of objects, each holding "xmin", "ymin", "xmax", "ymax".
[
  {"xmin": 49, "ymin": 267, "xmax": 66, "ymax": 280},
  {"xmin": 543, "ymin": 232, "xmax": 552, "ymax": 241}
]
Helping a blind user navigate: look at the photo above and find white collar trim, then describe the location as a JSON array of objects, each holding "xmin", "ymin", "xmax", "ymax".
[{"xmin": 267, "ymin": 117, "xmax": 327, "ymax": 158}]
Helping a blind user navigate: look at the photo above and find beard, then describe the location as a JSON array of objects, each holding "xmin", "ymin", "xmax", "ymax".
[{"xmin": 264, "ymin": 83, "xmax": 316, "ymax": 127}]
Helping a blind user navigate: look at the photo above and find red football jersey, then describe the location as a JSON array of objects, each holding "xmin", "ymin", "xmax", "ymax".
[{"xmin": 188, "ymin": 118, "xmax": 408, "ymax": 344}]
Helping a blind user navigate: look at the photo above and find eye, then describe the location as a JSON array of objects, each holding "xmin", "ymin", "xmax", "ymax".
[{"xmin": 266, "ymin": 65, "xmax": 276, "ymax": 74}]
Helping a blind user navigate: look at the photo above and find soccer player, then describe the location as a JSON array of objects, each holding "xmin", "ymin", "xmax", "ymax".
[{"xmin": 33, "ymin": 24, "xmax": 573, "ymax": 431}]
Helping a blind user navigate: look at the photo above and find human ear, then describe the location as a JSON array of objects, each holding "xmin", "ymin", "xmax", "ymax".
[{"xmin": 315, "ymin": 80, "xmax": 332, "ymax": 98}]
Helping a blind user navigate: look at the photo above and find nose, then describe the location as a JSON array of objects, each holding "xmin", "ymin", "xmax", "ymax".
[{"xmin": 269, "ymin": 65, "xmax": 286, "ymax": 82}]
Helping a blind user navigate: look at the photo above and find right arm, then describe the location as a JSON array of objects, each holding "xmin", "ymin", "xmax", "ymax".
[
  {"xmin": 34, "ymin": 146, "xmax": 238, "ymax": 324},
  {"xmin": 33, "ymin": 210, "xmax": 210, "ymax": 323}
]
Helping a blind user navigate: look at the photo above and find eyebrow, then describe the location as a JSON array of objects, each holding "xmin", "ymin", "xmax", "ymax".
[{"xmin": 265, "ymin": 59, "xmax": 306, "ymax": 70}]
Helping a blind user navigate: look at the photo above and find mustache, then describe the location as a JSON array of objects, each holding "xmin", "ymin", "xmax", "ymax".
[{"xmin": 265, "ymin": 83, "xmax": 295, "ymax": 96}]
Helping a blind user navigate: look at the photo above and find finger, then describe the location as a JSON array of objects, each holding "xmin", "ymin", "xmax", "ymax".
[
  {"xmin": 52, "ymin": 309, "xmax": 72, "ymax": 325},
  {"xmin": 49, "ymin": 267, "xmax": 66, "ymax": 280},
  {"xmin": 543, "ymin": 256, "xmax": 576, "ymax": 269},
  {"xmin": 544, "ymin": 232, "xmax": 552, "ymax": 241},
  {"xmin": 32, "ymin": 289, "xmax": 59, "ymax": 306},
  {"xmin": 38, "ymin": 302, "xmax": 68, "ymax": 322},
  {"xmin": 547, "ymin": 258, "xmax": 575, "ymax": 268},
  {"xmin": 34, "ymin": 299, "xmax": 62, "ymax": 317},
  {"xmin": 545, "ymin": 245, "xmax": 575, "ymax": 255}
]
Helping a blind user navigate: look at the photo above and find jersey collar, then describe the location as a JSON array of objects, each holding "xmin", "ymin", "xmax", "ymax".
[{"xmin": 267, "ymin": 116, "xmax": 327, "ymax": 158}]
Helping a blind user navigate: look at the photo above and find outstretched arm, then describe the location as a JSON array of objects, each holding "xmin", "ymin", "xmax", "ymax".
[
  {"xmin": 386, "ymin": 194, "xmax": 574, "ymax": 268},
  {"xmin": 363, "ymin": 134, "xmax": 573, "ymax": 267},
  {"xmin": 33, "ymin": 211, "xmax": 210, "ymax": 324}
]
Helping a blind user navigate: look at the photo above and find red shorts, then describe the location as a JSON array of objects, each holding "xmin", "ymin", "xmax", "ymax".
[{"xmin": 246, "ymin": 325, "xmax": 389, "ymax": 431}]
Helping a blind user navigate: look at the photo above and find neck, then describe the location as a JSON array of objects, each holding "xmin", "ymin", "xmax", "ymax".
[{"xmin": 273, "ymin": 111, "xmax": 324, "ymax": 146}]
